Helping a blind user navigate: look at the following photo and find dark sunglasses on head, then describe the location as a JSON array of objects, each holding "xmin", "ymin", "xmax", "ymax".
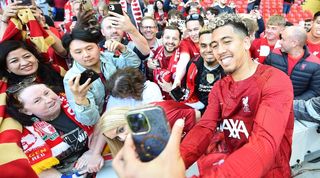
[
  {"xmin": 6, "ymin": 76, "xmax": 36, "ymax": 94},
  {"xmin": 186, "ymin": 13, "xmax": 201, "ymax": 22}
]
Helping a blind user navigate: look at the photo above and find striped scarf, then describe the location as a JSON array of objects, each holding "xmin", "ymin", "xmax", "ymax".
[
  {"xmin": 120, "ymin": 0, "xmax": 143, "ymax": 28},
  {"xmin": 0, "ymin": 66, "xmax": 65, "ymax": 177},
  {"xmin": 0, "ymin": 77, "xmax": 38, "ymax": 178},
  {"xmin": 152, "ymin": 45, "xmax": 181, "ymax": 99},
  {"xmin": 1, "ymin": 8, "xmax": 54, "ymax": 53}
]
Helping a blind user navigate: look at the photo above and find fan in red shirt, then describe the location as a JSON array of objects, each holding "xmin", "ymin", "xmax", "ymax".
[
  {"xmin": 112, "ymin": 13, "xmax": 294, "ymax": 178},
  {"xmin": 173, "ymin": 13, "xmax": 203, "ymax": 88},
  {"xmin": 249, "ymin": 15, "xmax": 285, "ymax": 63},
  {"xmin": 147, "ymin": 25, "xmax": 182, "ymax": 99},
  {"xmin": 307, "ymin": 11, "xmax": 320, "ymax": 58}
]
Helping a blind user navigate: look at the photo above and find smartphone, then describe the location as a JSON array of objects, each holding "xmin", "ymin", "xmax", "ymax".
[
  {"xmin": 169, "ymin": 86, "xmax": 185, "ymax": 101},
  {"xmin": 15, "ymin": 0, "xmax": 32, "ymax": 5},
  {"xmin": 126, "ymin": 106, "xmax": 170, "ymax": 162},
  {"xmin": 78, "ymin": 69, "xmax": 100, "ymax": 85},
  {"xmin": 108, "ymin": 3, "xmax": 123, "ymax": 15},
  {"xmin": 80, "ymin": 0, "xmax": 93, "ymax": 11}
]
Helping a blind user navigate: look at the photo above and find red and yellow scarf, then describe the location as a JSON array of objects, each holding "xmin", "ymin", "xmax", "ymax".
[
  {"xmin": 1, "ymin": 8, "xmax": 54, "ymax": 53},
  {"xmin": 21, "ymin": 94, "xmax": 93, "ymax": 174}
]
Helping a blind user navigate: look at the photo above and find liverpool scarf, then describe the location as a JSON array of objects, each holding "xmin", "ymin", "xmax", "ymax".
[
  {"xmin": 152, "ymin": 46, "xmax": 181, "ymax": 99},
  {"xmin": 21, "ymin": 94, "xmax": 93, "ymax": 174},
  {"xmin": 120, "ymin": 0, "xmax": 143, "ymax": 28},
  {"xmin": 152, "ymin": 45, "xmax": 181, "ymax": 84}
]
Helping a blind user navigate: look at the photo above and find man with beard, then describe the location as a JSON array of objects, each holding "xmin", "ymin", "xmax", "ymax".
[
  {"xmin": 146, "ymin": 25, "xmax": 182, "ymax": 99},
  {"xmin": 100, "ymin": 12, "xmax": 150, "ymax": 69},
  {"xmin": 173, "ymin": 13, "xmax": 204, "ymax": 89},
  {"xmin": 307, "ymin": 11, "xmax": 320, "ymax": 58},
  {"xmin": 140, "ymin": 16, "xmax": 162, "ymax": 52},
  {"xmin": 265, "ymin": 26, "xmax": 320, "ymax": 100},
  {"xmin": 250, "ymin": 15, "xmax": 285, "ymax": 63},
  {"xmin": 183, "ymin": 28, "xmax": 224, "ymax": 113}
]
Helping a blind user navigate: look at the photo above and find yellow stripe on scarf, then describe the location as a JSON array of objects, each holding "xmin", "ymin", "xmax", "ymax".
[
  {"xmin": 31, "ymin": 157, "xmax": 60, "ymax": 174},
  {"xmin": 0, "ymin": 143, "xmax": 28, "ymax": 165},
  {"xmin": 0, "ymin": 117, "xmax": 22, "ymax": 133}
]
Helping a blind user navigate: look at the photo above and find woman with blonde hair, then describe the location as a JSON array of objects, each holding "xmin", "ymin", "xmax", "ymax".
[
  {"xmin": 99, "ymin": 101, "xmax": 200, "ymax": 157},
  {"xmin": 99, "ymin": 107, "xmax": 129, "ymax": 157}
]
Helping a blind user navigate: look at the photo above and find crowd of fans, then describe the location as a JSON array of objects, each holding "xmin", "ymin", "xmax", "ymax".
[{"xmin": 0, "ymin": 0, "xmax": 320, "ymax": 177}]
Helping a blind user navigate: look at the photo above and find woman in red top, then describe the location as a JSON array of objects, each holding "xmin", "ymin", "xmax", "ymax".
[{"xmin": 154, "ymin": 0, "xmax": 168, "ymax": 31}]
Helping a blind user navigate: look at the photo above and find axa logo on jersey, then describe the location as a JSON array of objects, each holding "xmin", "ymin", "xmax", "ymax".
[{"xmin": 220, "ymin": 119, "xmax": 249, "ymax": 139}]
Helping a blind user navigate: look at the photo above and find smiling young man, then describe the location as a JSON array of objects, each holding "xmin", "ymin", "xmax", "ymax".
[
  {"xmin": 250, "ymin": 15, "xmax": 285, "ymax": 63},
  {"xmin": 307, "ymin": 11, "xmax": 320, "ymax": 58},
  {"xmin": 180, "ymin": 14, "xmax": 294, "ymax": 177},
  {"xmin": 173, "ymin": 13, "xmax": 204, "ymax": 88},
  {"xmin": 183, "ymin": 28, "xmax": 223, "ymax": 113}
]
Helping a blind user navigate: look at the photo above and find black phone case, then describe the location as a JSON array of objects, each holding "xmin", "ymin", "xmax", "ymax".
[
  {"xmin": 169, "ymin": 87, "xmax": 185, "ymax": 101},
  {"xmin": 20, "ymin": 0, "xmax": 32, "ymax": 5},
  {"xmin": 127, "ymin": 106, "xmax": 170, "ymax": 162},
  {"xmin": 79, "ymin": 69, "xmax": 99, "ymax": 85},
  {"xmin": 109, "ymin": 4, "xmax": 123, "ymax": 15}
]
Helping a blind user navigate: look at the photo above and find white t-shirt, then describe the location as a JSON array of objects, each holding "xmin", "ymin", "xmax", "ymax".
[{"xmin": 106, "ymin": 80, "xmax": 163, "ymax": 110}]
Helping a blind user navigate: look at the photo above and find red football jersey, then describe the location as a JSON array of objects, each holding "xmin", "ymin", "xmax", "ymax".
[
  {"xmin": 180, "ymin": 37, "xmax": 200, "ymax": 59},
  {"xmin": 307, "ymin": 40, "xmax": 320, "ymax": 58},
  {"xmin": 181, "ymin": 64, "xmax": 294, "ymax": 178},
  {"xmin": 250, "ymin": 37, "xmax": 277, "ymax": 63}
]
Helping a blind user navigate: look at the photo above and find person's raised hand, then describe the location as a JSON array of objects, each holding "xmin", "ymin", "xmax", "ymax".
[
  {"xmin": 107, "ymin": 11, "xmax": 136, "ymax": 33},
  {"xmin": 2, "ymin": 1, "xmax": 28, "ymax": 22},
  {"xmin": 68, "ymin": 75, "xmax": 92, "ymax": 105},
  {"xmin": 104, "ymin": 39, "xmax": 126, "ymax": 53},
  {"xmin": 75, "ymin": 3, "xmax": 95, "ymax": 29}
]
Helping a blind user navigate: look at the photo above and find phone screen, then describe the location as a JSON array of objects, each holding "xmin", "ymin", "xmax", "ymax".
[
  {"xmin": 19, "ymin": 0, "xmax": 32, "ymax": 5},
  {"xmin": 169, "ymin": 87, "xmax": 185, "ymax": 101}
]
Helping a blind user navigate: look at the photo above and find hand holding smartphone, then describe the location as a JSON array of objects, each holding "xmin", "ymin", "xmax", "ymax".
[
  {"xmin": 76, "ymin": 69, "xmax": 100, "ymax": 85},
  {"xmin": 126, "ymin": 106, "xmax": 170, "ymax": 162}
]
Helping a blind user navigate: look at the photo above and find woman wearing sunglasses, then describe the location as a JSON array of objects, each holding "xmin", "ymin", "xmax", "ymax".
[{"xmin": 6, "ymin": 81, "xmax": 94, "ymax": 178}]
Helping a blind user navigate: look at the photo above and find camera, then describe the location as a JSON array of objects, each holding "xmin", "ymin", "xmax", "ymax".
[{"xmin": 127, "ymin": 113, "xmax": 149, "ymax": 133}]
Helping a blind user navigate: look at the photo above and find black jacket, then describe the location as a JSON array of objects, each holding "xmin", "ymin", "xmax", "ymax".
[{"xmin": 265, "ymin": 47, "xmax": 320, "ymax": 100}]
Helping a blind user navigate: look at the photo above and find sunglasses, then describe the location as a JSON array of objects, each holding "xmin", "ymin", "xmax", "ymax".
[
  {"xmin": 186, "ymin": 13, "xmax": 201, "ymax": 22},
  {"xmin": 6, "ymin": 76, "xmax": 36, "ymax": 94}
]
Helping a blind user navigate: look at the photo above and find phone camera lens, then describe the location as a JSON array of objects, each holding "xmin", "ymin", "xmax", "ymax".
[{"xmin": 128, "ymin": 113, "xmax": 149, "ymax": 133}]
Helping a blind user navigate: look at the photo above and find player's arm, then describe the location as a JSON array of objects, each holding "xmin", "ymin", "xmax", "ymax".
[{"xmin": 180, "ymin": 86, "xmax": 221, "ymax": 168}]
